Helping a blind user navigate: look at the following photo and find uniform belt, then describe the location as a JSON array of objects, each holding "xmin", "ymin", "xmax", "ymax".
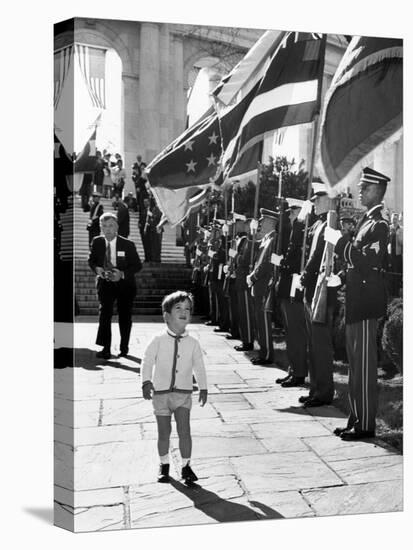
[{"xmin": 348, "ymin": 266, "xmax": 380, "ymax": 272}]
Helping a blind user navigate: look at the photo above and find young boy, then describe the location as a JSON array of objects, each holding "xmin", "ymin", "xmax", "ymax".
[{"xmin": 142, "ymin": 291, "xmax": 208, "ymax": 484}]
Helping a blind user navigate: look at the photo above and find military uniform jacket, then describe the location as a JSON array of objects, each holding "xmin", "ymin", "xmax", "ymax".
[
  {"xmin": 335, "ymin": 204, "xmax": 389, "ymax": 323},
  {"xmin": 234, "ymin": 236, "xmax": 254, "ymax": 291},
  {"xmin": 278, "ymin": 219, "xmax": 304, "ymax": 299},
  {"xmin": 249, "ymin": 230, "xmax": 276, "ymax": 297},
  {"xmin": 208, "ymin": 247, "xmax": 226, "ymax": 283}
]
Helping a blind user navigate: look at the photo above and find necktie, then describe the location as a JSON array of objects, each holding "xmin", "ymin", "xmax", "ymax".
[{"xmin": 104, "ymin": 242, "xmax": 113, "ymax": 270}]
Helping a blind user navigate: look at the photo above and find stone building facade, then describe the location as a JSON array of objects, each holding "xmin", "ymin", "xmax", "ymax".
[{"xmin": 54, "ymin": 18, "xmax": 403, "ymax": 214}]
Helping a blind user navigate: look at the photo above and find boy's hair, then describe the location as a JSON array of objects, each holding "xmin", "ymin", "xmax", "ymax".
[{"xmin": 162, "ymin": 291, "xmax": 194, "ymax": 314}]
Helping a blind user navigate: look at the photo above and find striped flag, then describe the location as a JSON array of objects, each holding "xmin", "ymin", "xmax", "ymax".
[
  {"xmin": 317, "ymin": 36, "xmax": 403, "ymax": 192},
  {"xmin": 220, "ymin": 32, "xmax": 326, "ymax": 179},
  {"xmin": 146, "ymin": 107, "xmax": 223, "ymax": 225},
  {"xmin": 75, "ymin": 44, "xmax": 106, "ymax": 109}
]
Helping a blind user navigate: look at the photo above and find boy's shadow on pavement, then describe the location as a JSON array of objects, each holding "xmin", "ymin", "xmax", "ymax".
[{"xmin": 168, "ymin": 479, "xmax": 283, "ymax": 523}]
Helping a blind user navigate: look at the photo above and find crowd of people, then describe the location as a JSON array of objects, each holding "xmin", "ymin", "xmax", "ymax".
[{"xmin": 83, "ymin": 153, "xmax": 165, "ymax": 262}]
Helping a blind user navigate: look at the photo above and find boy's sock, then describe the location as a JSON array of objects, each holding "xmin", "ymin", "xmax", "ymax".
[
  {"xmin": 160, "ymin": 454, "xmax": 169, "ymax": 465},
  {"xmin": 182, "ymin": 458, "xmax": 190, "ymax": 468}
]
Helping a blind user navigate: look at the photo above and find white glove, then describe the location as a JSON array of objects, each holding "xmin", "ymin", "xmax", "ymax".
[
  {"xmin": 246, "ymin": 274, "xmax": 253, "ymax": 287},
  {"xmin": 223, "ymin": 265, "xmax": 229, "ymax": 274},
  {"xmin": 297, "ymin": 200, "xmax": 313, "ymax": 221},
  {"xmin": 290, "ymin": 273, "xmax": 303, "ymax": 297},
  {"xmin": 204, "ymin": 230, "xmax": 210, "ymax": 239},
  {"xmin": 250, "ymin": 219, "xmax": 259, "ymax": 232},
  {"xmin": 222, "ymin": 223, "xmax": 229, "ymax": 235},
  {"xmin": 270, "ymin": 253, "xmax": 283, "ymax": 266},
  {"xmin": 327, "ymin": 274, "xmax": 342, "ymax": 287},
  {"xmin": 233, "ymin": 212, "xmax": 247, "ymax": 221},
  {"xmin": 324, "ymin": 226, "xmax": 342, "ymax": 246}
]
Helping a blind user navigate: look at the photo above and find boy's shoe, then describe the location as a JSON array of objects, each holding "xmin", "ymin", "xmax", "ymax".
[
  {"xmin": 157, "ymin": 464, "xmax": 170, "ymax": 483},
  {"xmin": 181, "ymin": 464, "xmax": 198, "ymax": 484}
]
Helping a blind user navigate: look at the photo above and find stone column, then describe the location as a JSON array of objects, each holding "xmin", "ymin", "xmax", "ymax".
[
  {"xmin": 172, "ymin": 35, "xmax": 186, "ymax": 138},
  {"xmin": 139, "ymin": 22, "xmax": 161, "ymax": 161},
  {"xmin": 159, "ymin": 24, "xmax": 171, "ymax": 148}
]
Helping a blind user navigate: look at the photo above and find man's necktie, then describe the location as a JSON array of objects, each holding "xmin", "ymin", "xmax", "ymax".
[{"xmin": 104, "ymin": 242, "xmax": 114, "ymax": 270}]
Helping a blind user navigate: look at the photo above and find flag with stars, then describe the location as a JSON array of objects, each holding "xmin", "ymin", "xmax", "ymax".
[
  {"xmin": 146, "ymin": 106, "xmax": 222, "ymax": 189},
  {"xmin": 146, "ymin": 107, "xmax": 223, "ymax": 225}
]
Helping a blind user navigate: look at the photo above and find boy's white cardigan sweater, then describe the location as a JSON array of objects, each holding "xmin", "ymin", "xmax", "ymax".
[{"xmin": 142, "ymin": 328, "xmax": 207, "ymax": 393}]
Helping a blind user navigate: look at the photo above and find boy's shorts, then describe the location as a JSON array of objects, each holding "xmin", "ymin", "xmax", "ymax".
[{"xmin": 152, "ymin": 392, "xmax": 192, "ymax": 416}]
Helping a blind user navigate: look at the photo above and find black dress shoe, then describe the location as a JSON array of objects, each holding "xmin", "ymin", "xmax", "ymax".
[
  {"xmin": 251, "ymin": 358, "xmax": 273, "ymax": 365},
  {"xmin": 333, "ymin": 426, "xmax": 350, "ymax": 436},
  {"xmin": 213, "ymin": 328, "xmax": 227, "ymax": 332},
  {"xmin": 340, "ymin": 428, "xmax": 375, "ymax": 441},
  {"xmin": 276, "ymin": 372, "xmax": 291, "ymax": 384},
  {"xmin": 117, "ymin": 351, "xmax": 128, "ymax": 358},
  {"xmin": 303, "ymin": 397, "xmax": 331, "ymax": 408},
  {"xmin": 96, "ymin": 349, "xmax": 111, "ymax": 360},
  {"xmin": 281, "ymin": 376, "xmax": 305, "ymax": 388},
  {"xmin": 204, "ymin": 321, "xmax": 216, "ymax": 326},
  {"xmin": 298, "ymin": 394, "xmax": 311, "ymax": 403},
  {"xmin": 225, "ymin": 334, "xmax": 238, "ymax": 340},
  {"xmin": 234, "ymin": 344, "xmax": 254, "ymax": 351},
  {"xmin": 157, "ymin": 464, "xmax": 170, "ymax": 483}
]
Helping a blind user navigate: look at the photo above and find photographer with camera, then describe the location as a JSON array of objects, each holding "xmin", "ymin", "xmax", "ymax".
[{"xmin": 89, "ymin": 212, "xmax": 142, "ymax": 359}]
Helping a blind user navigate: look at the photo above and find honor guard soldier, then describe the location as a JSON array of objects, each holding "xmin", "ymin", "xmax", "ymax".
[
  {"xmin": 299, "ymin": 181, "xmax": 340, "ymax": 407},
  {"xmin": 246, "ymin": 208, "xmax": 278, "ymax": 365},
  {"xmin": 276, "ymin": 198, "xmax": 308, "ymax": 387},
  {"xmin": 234, "ymin": 219, "xmax": 256, "ymax": 351},
  {"xmin": 325, "ymin": 167, "xmax": 390, "ymax": 440},
  {"xmin": 223, "ymin": 218, "xmax": 247, "ymax": 340}
]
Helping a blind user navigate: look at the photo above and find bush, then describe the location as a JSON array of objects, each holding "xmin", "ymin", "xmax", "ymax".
[
  {"xmin": 333, "ymin": 291, "xmax": 347, "ymax": 360},
  {"xmin": 381, "ymin": 298, "xmax": 403, "ymax": 373}
]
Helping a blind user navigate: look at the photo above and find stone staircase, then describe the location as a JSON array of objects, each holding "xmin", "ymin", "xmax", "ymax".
[
  {"xmin": 75, "ymin": 260, "xmax": 193, "ymax": 315},
  {"xmin": 58, "ymin": 195, "xmax": 192, "ymax": 315}
]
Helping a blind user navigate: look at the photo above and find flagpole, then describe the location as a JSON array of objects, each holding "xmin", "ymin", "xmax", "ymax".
[
  {"xmin": 299, "ymin": 34, "xmax": 327, "ymax": 272},
  {"xmin": 300, "ymin": 113, "xmax": 321, "ymax": 272},
  {"xmin": 249, "ymin": 161, "xmax": 262, "ymax": 271}
]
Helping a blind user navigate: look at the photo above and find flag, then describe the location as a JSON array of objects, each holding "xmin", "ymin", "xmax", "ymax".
[
  {"xmin": 317, "ymin": 36, "xmax": 403, "ymax": 192},
  {"xmin": 146, "ymin": 107, "xmax": 223, "ymax": 225},
  {"xmin": 212, "ymin": 30, "xmax": 285, "ymax": 107},
  {"xmin": 74, "ymin": 125, "xmax": 99, "ymax": 173},
  {"xmin": 222, "ymin": 32, "xmax": 326, "ymax": 179}
]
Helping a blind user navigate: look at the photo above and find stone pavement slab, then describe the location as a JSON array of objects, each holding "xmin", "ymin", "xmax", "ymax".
[
  {"xmin": 302, "ymin": 480, "xmax": 403, "ymax": 516},
  {"xmin": 54, "ymin": 320, "xmax": 403, "ymax": 532},
  {"xmin": 231, "ymin": 451, "xmax": 344, "ymax": 493}
]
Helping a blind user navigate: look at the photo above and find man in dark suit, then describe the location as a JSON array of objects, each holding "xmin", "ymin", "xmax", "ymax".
[
  {"xmin": 87, "ymin": 192, "xmax": 104, "ymax": 246},
  {"xmin": 89, "ymin": 212, "xmax": 142, "ymax": 359},
  {"xmin": 112, "ymin": 196, "xmax": 130, "ymax": 238},
  {"xmin": 326, "ymin": 167, "xmax": 390, "ymax": 440}
]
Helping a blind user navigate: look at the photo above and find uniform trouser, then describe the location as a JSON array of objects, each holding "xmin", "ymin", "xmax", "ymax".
[
  {"xmin": 304, "ymin": 301, "xmax": 334, "ymax": 402},
  {"xmin": 228, "ymin": 279, "xmax": 240, "ymax": 337},
  {"xmin": 280, "ymin": 298, "xmax": 308, "ymax": 379},
  {"xmin": 216, "ymin": 280, "xmax": 230, "ymax": 330},
  {"xmin": 208, "ymin": 282, "xmax": 218, "ymax": 324},
  {"xmin": 345, "ymin": 319, "xmax": 378, "ymax": 433},
  {"xmin": 253, "ymin": 293, "xmax": 273, "ymax": 361},
  {"xmin": 96, "ymin": 281, "xmax": 136, "ymax": 353},
  {"xmin": 237, "ymin": 288, "xmax": 254, "ymax": 345}
]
